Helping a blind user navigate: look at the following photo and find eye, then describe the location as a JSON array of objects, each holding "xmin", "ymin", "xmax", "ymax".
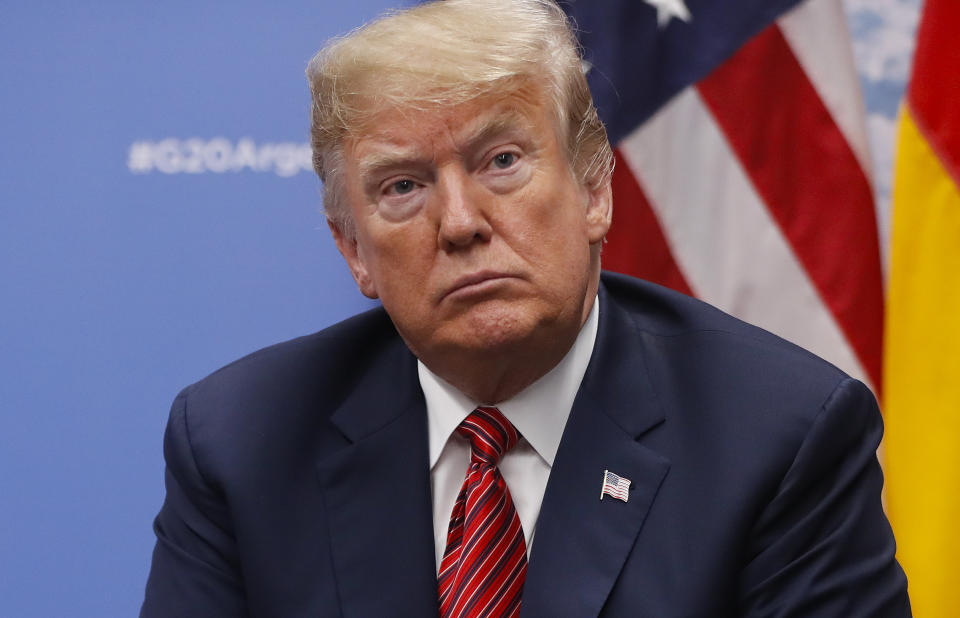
[
  {"xmin": 491, "ymin": 152, "xmax": 517, "ymax": 169},
  {"xmin": 390, "ymin": 179, "xmax": 416, "ymax": 195}
]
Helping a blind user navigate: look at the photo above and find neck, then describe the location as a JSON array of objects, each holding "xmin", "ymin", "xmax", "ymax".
[{"xmin": 440, "ymin": 336, "xmax": 578, "ymax": 404}]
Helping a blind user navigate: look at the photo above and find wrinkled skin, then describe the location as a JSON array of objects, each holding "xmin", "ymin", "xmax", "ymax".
[{"xmin": 331, "ymin": 88, "xmax": 612, "ymax": 403}]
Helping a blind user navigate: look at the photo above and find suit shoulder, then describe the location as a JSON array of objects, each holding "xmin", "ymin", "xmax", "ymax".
[
  {"xmin": 601, "ymin": 271, "xmax": 847, "ymax": 392},
  {"xmin": 598, "ymin": 274, "xmax": 882, "ymax": 509},
  {"xmin": 162, "ymin": 306, "xmax": 416, "ymax": 490},
  {"xmin": 169, "ymin": 307, "xmax": 411, "ymax": 454},
  {"xmin": 182, "ymin": 306, "xmax": 399, "ymax": 399},
  {"xmin": 598, "ymin": 272, "xmax": 861, "ymax": 454}
]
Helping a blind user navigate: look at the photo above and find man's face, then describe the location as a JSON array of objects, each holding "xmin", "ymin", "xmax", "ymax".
[{"xmin": 332, "ymin": 87, "xmax": 611, "ymax": 369}]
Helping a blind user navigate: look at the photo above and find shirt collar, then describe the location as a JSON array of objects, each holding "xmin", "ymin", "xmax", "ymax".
[{"xmin": 419, "ymin": 295, "xmax": 599, "ymax": 468}]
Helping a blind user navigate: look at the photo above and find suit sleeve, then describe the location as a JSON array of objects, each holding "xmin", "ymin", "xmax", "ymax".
[
  {"xmin": 738, "ymin": 378, "xmax": 911, "ymax": 617},
  {"xmin": 140, "ymin": 389, "xmax": 250, "ymax": 618}
]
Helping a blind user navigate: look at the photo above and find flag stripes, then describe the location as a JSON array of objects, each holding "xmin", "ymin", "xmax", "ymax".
[
  {"xmin": 777, "ymin": 0, "xmax": 873, "ymax": 178},
  {"xmin": 601, "ymin": 470, "xmax": 631, "ymax": 502},
  {"xmin": 884, "ymin": 0, "xmax": 960, "ymax": 613},
  {"xmin": 697, "ymin": 23, "xmax": 884, "ymax": 391},
  {"xmin": 905, "ymin": 0, "xmax": 960, "ymax": 187},
  {"xmin": 606, "ymin": 149, "xmax": 693, "ymax": 295},
  {"xmin": 590, "ymin": 0, "xmax": 879, "ymax": 394},
  {"xmin": 616, "ymin": 87, "xmax": 867, "ymax": 386},
  {"xmin": 885, "ymin": 109, "xmax": 960, "ymax": 616}
]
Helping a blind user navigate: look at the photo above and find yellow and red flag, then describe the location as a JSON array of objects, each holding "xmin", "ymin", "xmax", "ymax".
[{"xmin": 885, "ymin": 0, "xmax": 960, "ymax": 615}]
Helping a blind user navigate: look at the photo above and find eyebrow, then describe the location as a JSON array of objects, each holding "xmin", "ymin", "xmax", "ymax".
[
  {"xmin": 357, "ymin": 149, "xmax": 427, "ymax": 182},
  {"xmin": 462, "ymin": 110, "xmax": 531, "ymax": 153},
  {"xmin": 356, "ymin": 109, "xmax": 532, "ymax": 180}
]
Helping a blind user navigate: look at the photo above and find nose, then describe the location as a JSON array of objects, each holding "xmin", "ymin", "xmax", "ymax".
[{"xmin": 434, "ymin": 167, "xmax": 493, "ymax": 251}]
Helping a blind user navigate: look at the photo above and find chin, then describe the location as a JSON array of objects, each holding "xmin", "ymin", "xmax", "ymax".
[{"xmin": 451, "ymin": 302, "xmax": 554, "ymax": 352}]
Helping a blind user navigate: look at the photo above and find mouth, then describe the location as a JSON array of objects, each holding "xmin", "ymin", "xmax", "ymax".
[{"xmin": 442, "ymin": 271, "xmax": 516, "ymax": 301}]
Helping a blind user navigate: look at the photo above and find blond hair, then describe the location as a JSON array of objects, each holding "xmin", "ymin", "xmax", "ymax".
[{"xmin": 306, "ymin": 0, "xmax": 613, "ymax": 237}]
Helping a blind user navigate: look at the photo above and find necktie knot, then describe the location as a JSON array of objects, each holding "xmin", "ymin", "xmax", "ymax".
[{"xmin": 457, "ymin": 406, "xmax": 519, "ymax": 466}]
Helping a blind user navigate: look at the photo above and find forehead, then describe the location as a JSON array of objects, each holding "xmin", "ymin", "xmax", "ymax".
[{"xmin": 345, "ymin": 88, "xmax": 560, "ymax": 166}]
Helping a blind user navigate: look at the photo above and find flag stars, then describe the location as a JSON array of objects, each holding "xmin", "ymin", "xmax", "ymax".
[{"xmin": 643, "ymin": 0, "xmax": 692, "ymax": 29}]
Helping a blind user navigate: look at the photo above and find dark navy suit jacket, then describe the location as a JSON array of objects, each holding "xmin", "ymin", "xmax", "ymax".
[{"xmin": 141, "ymin": 272, "xmax": 910, "ymax": 616}]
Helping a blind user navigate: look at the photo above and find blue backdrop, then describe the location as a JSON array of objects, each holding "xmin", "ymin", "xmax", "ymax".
[
  {"xmin": 0, "ymin": 1, "xmax": 916, "ymax": 616},
  {"xmin": 0, "ymin": 2, "xmax": 401, "ymax": 615}
]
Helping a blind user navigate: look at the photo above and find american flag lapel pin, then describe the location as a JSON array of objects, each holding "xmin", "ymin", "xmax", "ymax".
[{"xmin": 600, "ymin": 469, "xmax": 631, "ymax": 503}]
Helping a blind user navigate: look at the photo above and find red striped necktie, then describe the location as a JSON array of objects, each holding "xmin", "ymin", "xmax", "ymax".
[{"xmin": 438, "ymin": 406, "xmax": 528, "ymax": 618}]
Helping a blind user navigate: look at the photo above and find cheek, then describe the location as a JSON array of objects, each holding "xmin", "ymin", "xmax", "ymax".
[
  {"xmin": 359, "ymin": 222, "xmax": 435, "ymax": 289},
  {"xmin": 518, "ymin": 187, "xmax": 594, "ymax": 289},
  {"xmin": 515, "ymin": 182, "xmax": 588, "ymax": 249}
]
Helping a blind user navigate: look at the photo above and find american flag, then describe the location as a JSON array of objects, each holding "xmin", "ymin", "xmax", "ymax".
[
  {"xmin": 601, "ymin": 469, "xmax": 632, "ymax": 502},
  {"xmin": 561, "ymin": 0, "xmax": 883, "ymax": 395}
]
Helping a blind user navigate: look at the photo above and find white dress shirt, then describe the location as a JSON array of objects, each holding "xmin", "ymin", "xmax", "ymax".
[{"xmin": 418, "ymin": 297, "xmax": 599, "ymax": 571}]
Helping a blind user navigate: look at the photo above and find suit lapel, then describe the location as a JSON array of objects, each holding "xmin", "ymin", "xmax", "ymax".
[
  {"xmin": 521, "ymin": 285, "xmax": 671, "ymax": 618},
  {"xmin": 316, "ymin": 341, "xmax": 439, "ymax": 618}
]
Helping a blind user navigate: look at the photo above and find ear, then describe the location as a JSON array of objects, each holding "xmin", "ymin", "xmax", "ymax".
[
  {"xmin": 328, "ymin": 219, "xmax": 379, "ymax": 299},
  {"xmin": 584, "ymin": 180, "xmax": 613, "ymax": 244}
]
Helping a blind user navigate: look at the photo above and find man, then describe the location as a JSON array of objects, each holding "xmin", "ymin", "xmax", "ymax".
[{"xmin": 141, "ymin": 0, "xmax": 910, "ymax": 616}]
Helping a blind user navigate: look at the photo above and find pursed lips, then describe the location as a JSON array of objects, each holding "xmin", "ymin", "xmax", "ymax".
[{"xmin": 441, "ymin": 271, "xmax": 517, "ymax": 301}]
